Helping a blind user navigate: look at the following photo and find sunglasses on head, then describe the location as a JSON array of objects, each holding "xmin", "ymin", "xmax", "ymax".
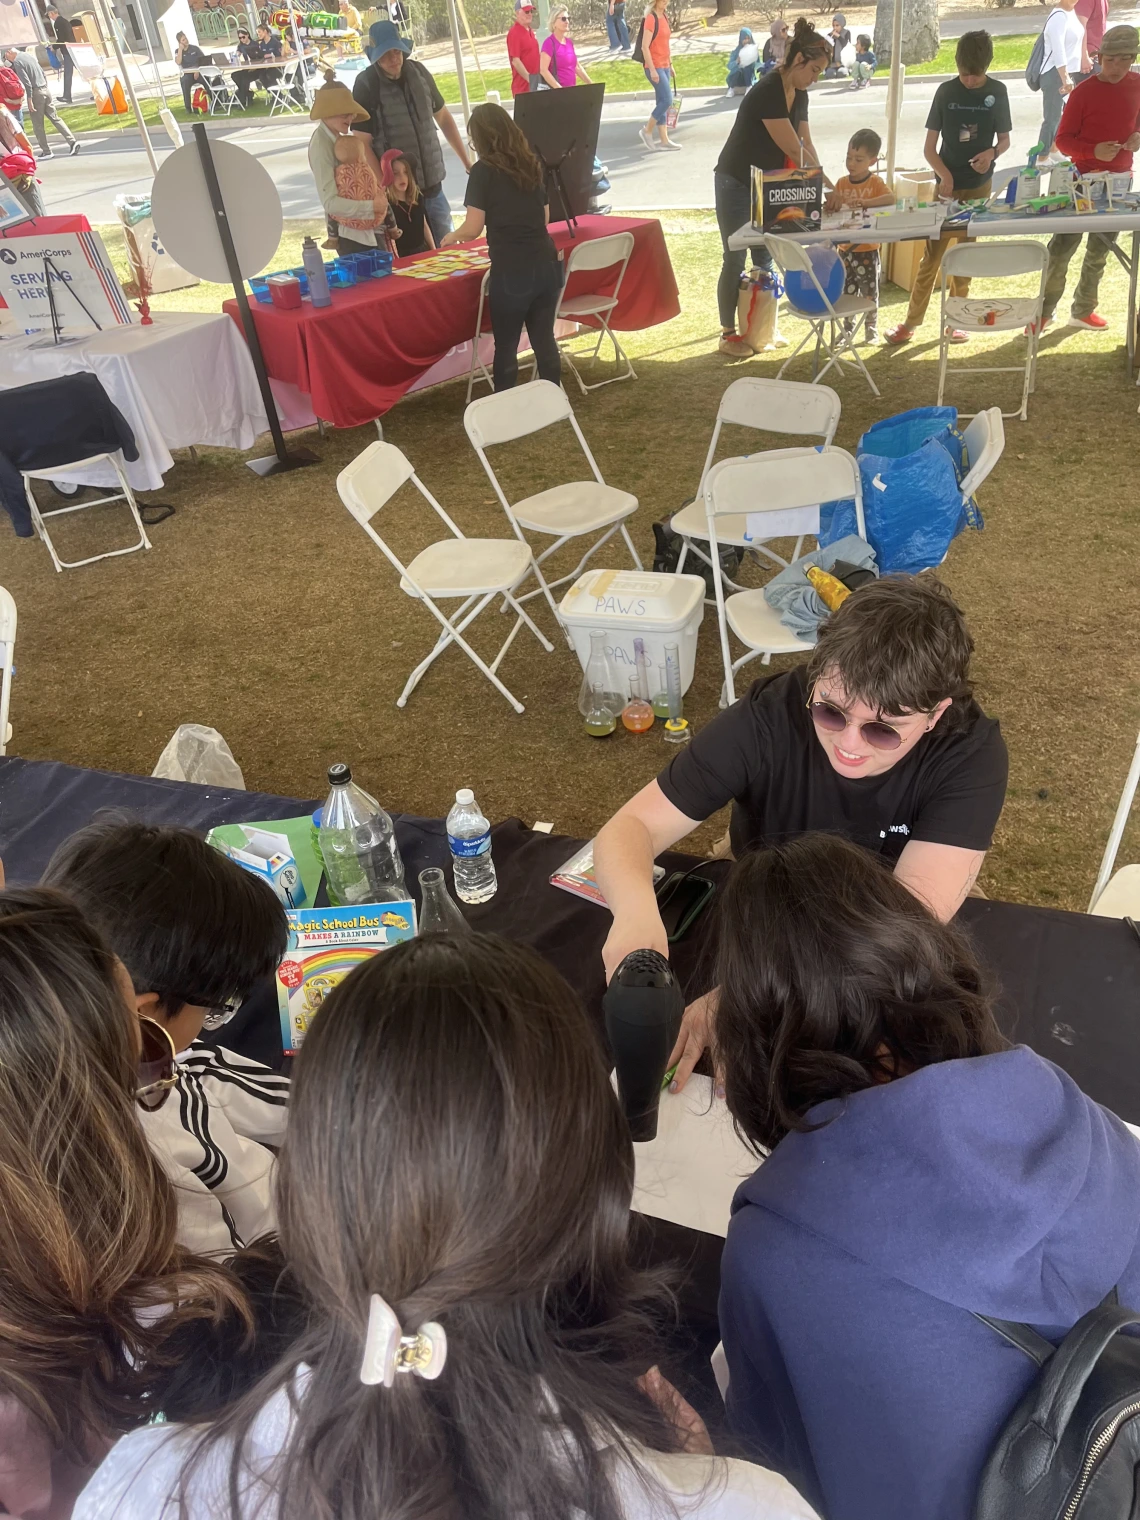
[
  {"xmin": 808, "ymin": 695, "xmax": 926, "ymax": 752},
  {"xmin": 137, "ymin": 1016, "xmax": 178, "ymax": 1112}
]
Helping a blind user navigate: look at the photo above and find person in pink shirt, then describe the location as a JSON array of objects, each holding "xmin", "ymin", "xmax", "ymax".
[
  {"xmin": 539, "ymin": 6, "xmax": 592, "ymax": 88},
  {"xmin": 1075, "ymin": 0, "xmax": 1109, "ymax": 77}
]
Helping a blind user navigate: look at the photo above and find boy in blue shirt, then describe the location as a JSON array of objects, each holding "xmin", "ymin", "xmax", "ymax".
[{"xmin": 851, "ymin": 34, "xmax": 875, "ymax": 87}]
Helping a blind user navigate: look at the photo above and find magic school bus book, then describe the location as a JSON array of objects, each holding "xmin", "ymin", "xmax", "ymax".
[{"xmin": 276, "ymin": 903, "xmax": 417, "ymax": 1054}]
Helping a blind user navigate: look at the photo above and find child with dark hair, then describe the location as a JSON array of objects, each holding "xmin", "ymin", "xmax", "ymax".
[
  {"xmin": 43, "ymin": 818, "xmax": 291, "ymax": 1258},
  {"xmin": 850, "ymin": 32, "xmax": 875, "ymax": 86},
  {"xmin": 713, "ymin": 833, "xmax": 1140, "ymax": 1520},
  {"xmin": 826, "ymin": 126, "xmax": 893, "ymax": 341},
  {"xmin": 886, "ymin": 29, "xmax": 1011, "ymax": 345}
]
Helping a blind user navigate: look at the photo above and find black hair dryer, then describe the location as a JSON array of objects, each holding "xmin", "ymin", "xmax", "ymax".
[{"xmin": 603, "ymin": 949, "xmax": 684, "ymax": 1143}]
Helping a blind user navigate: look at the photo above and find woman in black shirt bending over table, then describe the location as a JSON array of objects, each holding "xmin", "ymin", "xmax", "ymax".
[
  {"xmin": 714, "ymin": 17, "xmax": 831, "ymax": 357},
  {"xmin": 442, "ymin": 101, "xmax": 562, "ymax": 392}
]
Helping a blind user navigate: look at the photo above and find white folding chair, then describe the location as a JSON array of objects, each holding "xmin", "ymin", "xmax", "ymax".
[
  {"xmin": 672, "ymin": 377, "xmax": 841, "ymax": 594},
  {"xmin": 765, "ymin": 233, "xmax": 879, "ymax": 397},
  {"xmin": 266, "ymin": 60, "xmax": 304, "ymax": 116},
  {"xmin": 1088, "ymin": 728, "xmax": 1140, "ymax": 917},
  {"xmin": 202, "ymin": 66, "xmax": 242, "ymax": 114},
  {"xmin": 936, "ymin": 241, "xmax": 1047, "ymax": 422},
  {"xmin": 466, "ymin": 269, "xmax": 499, "ymax": 403},
  {"xmin": 337, "ymin": 440, "xmax": 553, "ymax": 714},
  {"xmin": 555, "ymin": 231, "xmax": 636, "ymax": 394},
  {"xmin": 463, "ymin": 379, "xmax": 641, "ymax": 631},
  {"xmin": 958, "ymin": 406, "xmax": 1005, "ymax": 505},
  {"xmin": 705, "ymin": 448, "xmax": 866, "ymax": 706},
  {"xmin": 0, "ymin": 586, "xmax": 15, "ymax": 756},
  {"xmin": 22, "ymin": 454, "xmax": 152, "ymax": 573}
]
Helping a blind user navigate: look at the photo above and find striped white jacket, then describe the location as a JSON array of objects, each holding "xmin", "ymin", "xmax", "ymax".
[{"xmin": 140, "ymin": 1042, "xmax": 290, "ymax": 1258}]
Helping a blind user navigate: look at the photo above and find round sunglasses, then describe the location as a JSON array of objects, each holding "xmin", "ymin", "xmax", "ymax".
[
  {"xmin": 137, "ymin": 1016, "xmax": 179, "ymax": 1113},
  {"xmin": 808, "ymin": 697, "xmax": 926, "ymax": 752}
]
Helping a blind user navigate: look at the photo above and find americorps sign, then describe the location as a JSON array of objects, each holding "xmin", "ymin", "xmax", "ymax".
[{"xmin": 0, "ymin": 231, "xmax": 133, "ymax": 333}]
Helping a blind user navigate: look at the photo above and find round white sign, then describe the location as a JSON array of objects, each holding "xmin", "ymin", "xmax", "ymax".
[{"xmin": 151, "ymin": 137, "xmax": 283, "ymax": 284}]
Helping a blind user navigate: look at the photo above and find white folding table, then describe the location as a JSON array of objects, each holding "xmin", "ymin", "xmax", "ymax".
[
  {"xmin": 0, "ymin": 311, "xmax": 270, "ymax": 489},
  {"xmin": 729, "ymin": 206, "xmax": 1140, "ymax": 374}
]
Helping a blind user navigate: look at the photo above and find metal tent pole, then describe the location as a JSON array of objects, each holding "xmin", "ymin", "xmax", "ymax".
[
  {"xmin": 446, "ymin": 0, "xmax": 470, "ymax": 121},
  {"xmin": 885, "ymin": 0, "xmax": 905, "ymax": 188},
  {"xmin": 93, "ymin": 0, "xmax": 160, "ymax": 175}
]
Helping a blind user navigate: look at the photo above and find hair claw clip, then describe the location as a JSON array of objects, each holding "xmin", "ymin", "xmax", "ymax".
[{"xmin": 360, "ymin": 1293, "xmax": 448, "ymax": 1388}]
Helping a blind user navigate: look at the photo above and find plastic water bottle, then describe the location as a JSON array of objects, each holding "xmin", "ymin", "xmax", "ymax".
[
  {"xmin": 301, "ymin": 236, "xmax": 331, "ymax": 307},
  {"xmin": 446, "ymin": 789, "xmax": 497, "ymax": 904},
  {"xmin": 317, "ymin": 763, "xmax": 407, "ymax": 905}
]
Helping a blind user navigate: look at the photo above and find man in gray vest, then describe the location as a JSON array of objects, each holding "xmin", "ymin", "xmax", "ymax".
[
  {"xmin": 352, "ymin": 18, "xmax": 470, "ymax": 246},
  {"xmin": 2, "ymin": 46, "xmax": 79, "ymax": 157}
]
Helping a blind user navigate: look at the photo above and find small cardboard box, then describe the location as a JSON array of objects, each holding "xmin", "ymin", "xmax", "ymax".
[
  {"xmin": 750, "ymin": 165, "xmax": 824, "ymax": 234},
  {"xmin": 220, "ymin": 827, "xmax": 308, "ymax": 909}
]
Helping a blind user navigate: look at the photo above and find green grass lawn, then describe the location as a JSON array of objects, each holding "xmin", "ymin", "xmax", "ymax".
[
  {"xmin": 57, "ymin": 34, "xmax": 1038, "ymax": 134},
  {"xmin": 909, "ymin": 31, "xmax": 1035, "ymax": 76}
]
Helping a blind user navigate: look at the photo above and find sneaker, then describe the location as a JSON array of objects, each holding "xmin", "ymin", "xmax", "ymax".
[
  {"xmin": 946, "ymin": 328, "xmax": 969, "ymax": 344},
  {"xmin": 660, "ymin": 138, "xmax": 682, "ymax": 150},
  {"xmin": 39, "ymin": 147, "xmax": 54, "ymax": 159},
  {"xmin": 1070, "ymin": 311, "xmax": 1108, "ymax": 329},
  {"xmin": 718, "ymin": 333, "xmax": 753, "ymax": 357},
  {"xmin": 884, "ymin": 323, "xmax": 914, "ymax": 345},
  {"xmin": 638, "ymin": 126, "xmax": 658, "ymax": 152},
  {"xmin": 865, "ymin": 326, "xmax": 879, "ymax": 344},
  {"xmin": 68, "ymin": 139, "xmax": 81, "ymax": 155},
  {"xmin": 1025, "ymin": 315, "xmax": 1053, "ymax": 336}
]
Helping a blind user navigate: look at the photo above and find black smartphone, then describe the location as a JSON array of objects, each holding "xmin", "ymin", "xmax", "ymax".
[{"xmin": 655, "ymin": 871, "xmax": 716, "ymax": 943}]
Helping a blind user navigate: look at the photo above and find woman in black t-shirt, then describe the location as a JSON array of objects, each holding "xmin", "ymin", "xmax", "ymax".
[
  {"xmin": 442, "ymin": 101, "xmax": 562, "ymax": 391},
  {"xmin": 714, "ymin": 17, "xmax": 831, "ymax": 356}
]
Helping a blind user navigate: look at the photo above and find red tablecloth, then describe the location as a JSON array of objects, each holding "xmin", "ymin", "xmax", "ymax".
[
  {"xmin": 222, "ymin": 215, "xmax": 680, "ymax": 430},
  {"xmin": 4, "ymin": 214, "xmax": 92, "ymax": 236}
]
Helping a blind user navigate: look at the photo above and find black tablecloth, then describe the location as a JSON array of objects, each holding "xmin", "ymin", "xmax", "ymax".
[{"xmin": 4, "ymin": 754, "xmax": 1140, "ymax": 1418}]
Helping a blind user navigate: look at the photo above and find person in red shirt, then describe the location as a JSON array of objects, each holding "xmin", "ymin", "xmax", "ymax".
[
  {"xmin": 507, "ymin": 0, "xmax": 540, "ymax": 95},
  {"xmin": 1036, "ymin": 23, "xmax": 1140, "ymax": 332}
]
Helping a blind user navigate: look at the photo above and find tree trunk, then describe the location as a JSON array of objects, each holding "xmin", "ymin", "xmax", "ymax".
[
  {"xmin": 874, "ymin": 0, "xmax": 939, "ymax": 67},
  {"xmin": 714, "ymin": 0, "xmax": 736, "ymax": 17}
]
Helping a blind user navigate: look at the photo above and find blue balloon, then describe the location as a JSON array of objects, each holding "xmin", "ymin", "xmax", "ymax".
[{"xmin": 783, "ymin": 245, "xmax": 845, "ymax": 314}]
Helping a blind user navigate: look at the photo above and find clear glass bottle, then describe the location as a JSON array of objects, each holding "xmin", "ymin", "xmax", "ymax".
[
  {"xmin": 317, "ymin": 763, "xmax": 407, "ymax": 905},
  {"xmin": 578, "ymin": 630, "xmax": 623, "ymax": 738},
  {"xmin": 417, "ymin": 866, "xmax": 470, "ymax": 934},
  {"xmin": 651, "ymin": 662, "xmax": 671, "ymax": 721},
  {"xmin": 622, "ymin": 673, "xmax": 654, "ymax": 733}
]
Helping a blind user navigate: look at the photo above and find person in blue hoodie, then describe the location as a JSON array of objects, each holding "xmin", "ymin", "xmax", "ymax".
[
  {"xmin": 713, "ymin": 832, "xmax": 1140, "ymax": 1520},
  {"xmin": 726, "ymin": 28, "xmax": 759, "ymax": 93}
]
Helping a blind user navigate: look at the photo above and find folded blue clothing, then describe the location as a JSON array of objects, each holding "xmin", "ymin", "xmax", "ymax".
[{"xmin": 763, "ymin": 534, "xmax": 877, "ymax": 638}]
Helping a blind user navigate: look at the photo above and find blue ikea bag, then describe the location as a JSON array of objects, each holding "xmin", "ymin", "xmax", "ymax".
[{"xmin": 818, "ymin": 406, "xmax": 982, "ymax": 573}]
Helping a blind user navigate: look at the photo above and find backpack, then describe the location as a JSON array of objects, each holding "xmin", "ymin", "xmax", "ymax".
[
  {"xmin": 652, "ymin": 513, "xmax": 743, "ymax": 599},
  {"xmin": 1025, "ymin": 9, "xmax": 1061, "ymax": 92},
  {"xmin": 630, "ymin": 12, "xmax": 658, "ymax": 66},
  {"xmin": 0, "ymin": 65, "xmax": 25, "ymax": 111},
  {"xmin": 974, "ymin": 1294, "xmax": 1140, "ymax": 1519},
  {"xmin": 191, "ymin": 82, "xmax": 209, "ymax": 113}
]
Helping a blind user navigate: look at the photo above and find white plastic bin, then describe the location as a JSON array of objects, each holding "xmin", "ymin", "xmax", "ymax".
[{"xmin": 558, "ymin": 570, "xmax": 706, "ymax": 695}]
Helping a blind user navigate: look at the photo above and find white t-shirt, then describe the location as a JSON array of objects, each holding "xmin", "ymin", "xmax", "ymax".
[
  {"xmin": 1041, "ymin": 7, "xmax": 1085, "ymax": 75},
  {"xmin": 74, "ymin": 1371, "xmax": 821, "ymax": 1520}
]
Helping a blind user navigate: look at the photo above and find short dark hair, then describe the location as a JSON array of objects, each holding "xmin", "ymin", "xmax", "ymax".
[
  {"xmin": 856, "ymin": 33, "xmax": 872, "ymax": 48},
  {"xmin": 805, "ymin": 573, "xmax": 975, "ymax": 722},
  {"xmin": 956, "ymin": 29, "xmax": 993, "ymax": 74},
  {"xmin": 42, "ymin": 817, "xmax": 287, "ymax": 1014},
  {"xmin": 713, "ymin": 835, "xmax": 1008, "ymax": 1153},
  {"xmin": 849, "ymin": 127, "xmax": 881, "ymax": 156}
]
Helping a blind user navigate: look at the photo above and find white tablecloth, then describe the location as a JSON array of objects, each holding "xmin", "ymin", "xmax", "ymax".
[{"xmin": 0, "ymin": 312, "xmax": 270, "ymax": 489}]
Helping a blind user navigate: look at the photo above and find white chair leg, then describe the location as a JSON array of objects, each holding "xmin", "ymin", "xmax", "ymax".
[
  {"xmin": 502, "ymin": 591, "xmax": 556, "ymax": 653},
  {"xmin": 401, "ymin": 592, "xmax": 528, "ymax": 714}
]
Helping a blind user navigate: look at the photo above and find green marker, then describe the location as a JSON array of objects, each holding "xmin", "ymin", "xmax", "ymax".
[{"xmin": 661, "ymin": 1063, "xmax": 679, "ymax": 1091}]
